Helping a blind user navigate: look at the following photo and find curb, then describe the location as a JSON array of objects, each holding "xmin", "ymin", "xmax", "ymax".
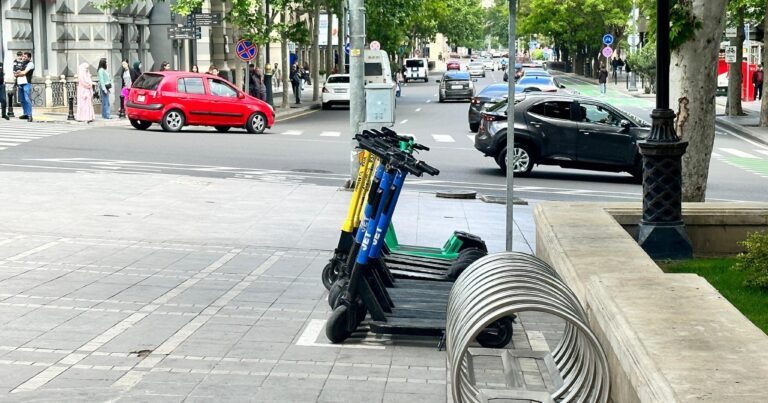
[
  {"xmin": 715, "ymin": 116, "xmax": 768, "ymax": 147},
  {"xmin": 274, "ymin": 103, "xmax": 320, "ymax": 122}
]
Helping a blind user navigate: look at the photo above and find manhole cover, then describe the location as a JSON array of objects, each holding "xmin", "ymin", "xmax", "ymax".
[
  {"xmin": 291, "ymin": 169, "xmax": 333, "ymax": 174},
  {"xmin": 436, "ymin": 190, "xmax": 477, "ymax": 199}
]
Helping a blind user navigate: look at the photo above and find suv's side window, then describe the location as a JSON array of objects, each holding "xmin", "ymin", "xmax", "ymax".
[
  {"xmin": 178, "ymin": 77, "xmax": 205, "ymax": 95},
  {"xmin": 208, "ymin": 79, "xmax": 237, "ymax": 97},
  {"xmin": 529, "ymin": 101, "xmax": 572, "ymax": 120},
  {"xmin": 581, "ymin": 104, "xmax": 622, "ymax": 126}
]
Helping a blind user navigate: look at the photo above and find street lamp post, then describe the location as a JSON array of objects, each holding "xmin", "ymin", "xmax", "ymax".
[
  {"xmin": 506, "ymin": 0, "xmax": 517, "ymax": 252},
  {"xmin": 636, "ymin": 0, "xmax": 693, "ymax": 260}
]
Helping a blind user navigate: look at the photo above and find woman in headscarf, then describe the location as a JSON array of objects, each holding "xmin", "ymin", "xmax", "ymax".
[
  {"xmin": 130, "ymin": 61, "xmax": 142, "ymax": 82},
  {"xmin": 75, "ymin": 62, "xmax": 95, "ymax": 123}
]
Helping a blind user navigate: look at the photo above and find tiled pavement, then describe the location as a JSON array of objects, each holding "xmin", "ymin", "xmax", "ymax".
[{"xmin": 0, "ymin": 171, "xmax": 562, "ymax": 402}]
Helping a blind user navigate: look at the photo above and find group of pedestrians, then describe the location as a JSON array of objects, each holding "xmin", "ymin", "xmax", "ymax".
[
  {"xmin": 0, "ymin": 51, "xmax": 36, "ymax": 122},
  {"xmin": 74, "ymin": 59, "xmax": 143, "ymax": 123},
  {"xmin": 247, "ymin": 64, "xmax": 268, "ymax": 101}
]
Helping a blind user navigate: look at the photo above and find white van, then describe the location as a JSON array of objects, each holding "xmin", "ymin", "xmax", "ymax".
[
  {"xmin": 403, "ymin": 58, "xmax": 429, "ymax": 82},
  {"xmin": 364, "ymin": 50, "xmax": 394, "ymax": 85}
]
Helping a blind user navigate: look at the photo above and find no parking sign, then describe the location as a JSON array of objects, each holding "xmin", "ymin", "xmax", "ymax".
[{"xmin": 236, "ymin": 39, "xmax": 257, "ymax": 62}]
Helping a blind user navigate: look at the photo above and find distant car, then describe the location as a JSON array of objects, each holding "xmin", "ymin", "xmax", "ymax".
[
  {"xmin": 446, "ymin": 60, "xmax": 461, "ymax": 71},
  {"xmin": 403, "ymin": 58, "xmax": 429, "ymax": 82},
  {"xmin": 467, "ymin": 62, "xmax": 485, "ymax": 77},
  {"xmin": 126, "ymin": 71, "xmax": 275, "ymax": 134},
  {"xmin": 515, "ymin": 76, "xmax": 565, "ymax": 93},
  {"xmin": 482, "ymin": 58, "xmax": 495, "ymax": 71},
  {"xmin": 521, "ymin": 68, "xmax": 551, "ymax": 78},
  {"xmin": 473, "ymin": 93, "xmax": 651, "ymax": 179},
  {"xmin": 437, "ymin": 71, "xmax": 475, "ymax": 102},
  {"xmin": 321, "ymin": 74, "xmax": 350, "ymax": 109},
  {"xmin": 468, "ymin": 83, "xmax": 509, "ymax": 132}
]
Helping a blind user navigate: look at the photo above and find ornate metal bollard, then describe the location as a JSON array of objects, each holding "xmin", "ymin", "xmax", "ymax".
[
  {"xmin": 119, "ymin": 95, "xmax": 126, "ymax": 118},
  {"xmin": 7, "ymin": 91, "xmax": 15, "ymax": 118},
  {"xmin": 67, "ymin": 96, "xmax": 75, "ymax": 121}
]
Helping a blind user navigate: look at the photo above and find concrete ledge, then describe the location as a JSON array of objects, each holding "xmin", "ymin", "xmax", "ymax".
[{"xmin": 534, "ymin": 202, "xmax": 768, "ymax": 402}]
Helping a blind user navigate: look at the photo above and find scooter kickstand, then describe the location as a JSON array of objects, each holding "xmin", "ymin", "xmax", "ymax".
[{"xmin": 437, "ymin": 332, "xmax": 446, "ymax": 351}]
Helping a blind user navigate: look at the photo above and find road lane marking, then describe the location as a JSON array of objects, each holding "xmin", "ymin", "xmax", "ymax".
[
  {"xmin": 320, "ymin": 131, "xmax": 341, "ymax": 137},
  {"xmin": 466, "ymin": 135, "xmax": 475, "ymax": 143},
  {"xmin": 719, "ymin": 148, "xmax": 758, "ymax": 158},
  {"xmin": 0, "ymin": 138, "xmax": 33, "ymax": 142},
  {"xmin": 432, "ymin": 134, "xmax": 455, "ymax": 143},
  {"xmin": 426, "ymin": 99, "xmax": 431, "ymax": 103},
  {"xmin": 755, "ymin": 149, "xmax": 768, "ymax": 157},
  {"xmin": 281, "ymin": 130, "xmax": 303, "ymax": 135},
  {"xmin": 711, "ymin": 152, "xmax": 721, "ymax": 158},
  {"xmin": 400, "ymin": 119, "xmax": 408, "ymax": 124},
  {"xmin": 717, "ymin": 126, "xmax": 768, "ymax": 150},
  {"xmin": 415, "ymin": 108, "xmax": 422, "ymax": 112}
]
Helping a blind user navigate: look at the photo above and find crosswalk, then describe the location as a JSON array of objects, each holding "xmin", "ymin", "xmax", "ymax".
[
  {"xmin": 277, "ymin": 129, "xmax": 477, "ymax": 145},
  {"xmin": 0, "ymin": 121, "xmax": 80, "ymax": 151}
]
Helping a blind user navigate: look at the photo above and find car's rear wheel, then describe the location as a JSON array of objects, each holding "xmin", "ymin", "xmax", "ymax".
[
  {"xmin": 129, "ymin": 119, "xmax": 152, "ymax": 130},
  {"xmin": 469, "ymin": 122, "xmax": 480, "ymax": 132},
  {"xmin": 214, "ymin": 126, "xmax": 230, "ymax": 133},
  {"xmin": 161, "ymin": 109, "xmax": 185, "ymax": 132},
  {"xmin": 497, "ymin": 143, "xmax": 534, "ymax": 176},
  {"xmin": 246, "ymin": 112, "xmax": 267, "ymax": 134}
]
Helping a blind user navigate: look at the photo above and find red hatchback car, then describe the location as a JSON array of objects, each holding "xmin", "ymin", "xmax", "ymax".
[
  {"xmin": 126, "ymin": 71, "xmax": 275, "ymax": 133},
  {"xmin": 446, "ymin": 60, "xmax": 461, "ymax": 71}
]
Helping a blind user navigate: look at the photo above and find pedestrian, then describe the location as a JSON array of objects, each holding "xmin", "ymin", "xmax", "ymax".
[
  {"xmin": 247, "ymin": 64, "xmax": 257, "ymax": 97},
  {"xmin": 396, "ymin": 70, "xmax": 404, "ymax": 97},
  {"xmin": 207, "ymin": 65, "xmax": 219, "ymax": 76},
  {"xmin": 274, "ymin": 63, "xmax": 281, "ymax": 89},
  {"xmin": 752, "ymin": 65, "xmax": 763, "ymax": 101},
  {"xmin": 303, "ymin": 62, "xmax": 311, "ymax": 85},
  {"xmin": 12, "ymin": 51, "xmax": 23, "ymax": 96},
  {"xmin": 290, "ymin": 65, "xmax": 302, "ymax": 104},
  {"xmin": 14, "ymin": 51, "xmax": 35, "ymax": 122},
  {"xmin": 130, "ymin": 61, "xmax": 142, "ymax": 82},
  {"xmin": 0, "ymin": 62, "xmax": 8, "ymax": 120},
  {"xmin": 160, "ymin": 61, "xmax": 171, "ymax": 71},
  {"xmin": 75, "ymin": 62, "xmax": 95, "ymax": 123},
  {"xmin": 191, "ymin": 65, "xmax": 199, "ymax": 73},
  {"xmin": 120, "ymin": 60, "xmax": 132, "ymax": 114},
  {"xmin": 97, "ymin": 58, "xmax": 112, "ymax": 119},
  {"xmin": 598, "ymin": 64, "xmax": 608, "ymax": 95},
  {"xmin": 254, "ymin": 67, "xmax": 267, "ymax": 101},
  {"xmin": 611, "ymin": 58, "xmax": 618, "ymax": 81},
  {"xmin": 617, "ymin": 57, "xmax": 624, "ymax": 74}
]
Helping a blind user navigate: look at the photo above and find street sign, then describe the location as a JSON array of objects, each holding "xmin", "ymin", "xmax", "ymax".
[
  {"xmin": 236, "ymin": 39, "xmax": 258, "ymax": 62},
  {"xmin": 415, "ymin": 49, "xmax": 421, "ymax": 56},
  {"xmin": 345, "ymin": 43, "xmax": 351, "ymax": 55},
  {"xmin": 167, "ymin": 26, "xmax": 200, "ymax": 40},
  {"xmin": 370, "ymin": 41, "xmax": 381, "ymax": 51},
  {"xmin": 602, "ymin": 34, "xmax": 614, "ymax": 46},
  {"xmin": 725, "ymin": 46, "xmax": 737, "ymax": 63},
  {"xmin": 627, "ymin": 34, "xmax": 640, "ymax": 47},
  {"xmin": 193, "ymin": 13, "xmax": 222, "ymax": 26},
  {"xmin": 601, "ymin": 47, "xmax": 614, "ymax": 58},
  {"xmin": 725, "ymin": 26, "xmax": 737, "ymax": 38}
]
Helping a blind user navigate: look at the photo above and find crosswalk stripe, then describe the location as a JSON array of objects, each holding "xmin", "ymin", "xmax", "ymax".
[
  {"xmin": 0, "ymin": 142, "xmax": 26, "ymax": 146},
  {"xmin": 432, "ymin": 134, "xmax": 455, "ymax": 143},
  {"xmin": 320, "ymin": 131, "xmax": 341, "ymax": 137},
  {"xmin": 281, "ymin": 130, "xmax": 303, "ymax": 135},
  {"xmin": 0, "ymin": 134, "xmax": 51, "ymax": 139},
  {"xmin": 755, "ymin": 149, "xmax": 768, "ymax": 157},
  {"xmin": 467, "ymin": 135, "xmax": 475, "ymax": 143},
  {"xmin": 0, "ymin": 137, "xmax": 32, "ymax": 142},
  {"xmin": 711, "ymin": 152, "xmax": 721, "ymax": 158},
  {"xmin": 719, "ymin": 148, "xmax": 758, "ymax": 159}
]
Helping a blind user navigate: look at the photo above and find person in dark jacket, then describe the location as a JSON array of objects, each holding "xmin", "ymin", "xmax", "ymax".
[
  {"xmin": 752, "ymin": 65, "xmax": 764, "ymax": 101},
  {"xmin": 598, "ymin": 64, "xmax": 609, "ymax": 95},
  {"xmin": 254, "ymin": 67, "xmax": 267, "ymax": 101},
  {"xmin": 290, "ymin": 65, "xmax": 302, "ymax": 104},
  {"xmin": 130, "ymin": 61, "xmax": 142, "ymax": 82},
  {"xmin": 0, "ymin": 62, "xmax": 8, "ymax": 120}
]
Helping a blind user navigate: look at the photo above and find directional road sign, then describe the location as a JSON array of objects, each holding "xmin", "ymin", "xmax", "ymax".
[
  {"xmin": 602, "ymin": 34, "xmax": 614, "ymax": 46},
  {"xmin": 627, "ymin": 34, "xmax": 639, "ymax": 47},
  {"xmin": 602, "ymin": 47, "xmax": 614, "ymax": 58},
  {"xmin": 236, "ymin": 39, "xmax": 258, "ymax": 62},
  {"xmin": 344, "ymin": 42, "xmax": 351, "ymax": 55},
  {"xmin": 193, "ymin": 13, "xmax": 222, "ymax": 26},
  {"xmin": 167, "ymin": 26, "xmax": 200, "ymax": 40}
]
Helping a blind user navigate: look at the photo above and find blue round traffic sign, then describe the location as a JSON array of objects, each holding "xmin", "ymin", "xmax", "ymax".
[
  {"xmin": 602, "ymin": 34, "xmax": 614, "ymax": 46},
  {"xmin": 344, "ymin": 43, "xmax": 350, "ymax": 55},
  {"xmin": 236, "ymin": 39, "xmax": 257, "ymax": 62}
]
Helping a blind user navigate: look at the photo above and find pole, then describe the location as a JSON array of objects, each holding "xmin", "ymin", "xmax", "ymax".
[
  {"xmin": 348, "ymin": 0, "xmax": 365, "ymax": 185},
  {"xmin": 506, "ymin": 0, "xmax": 517, "ymax": 252},
  {"xmin": 265, "ymin": 0, "xmax": 271, "ymax": 63}
]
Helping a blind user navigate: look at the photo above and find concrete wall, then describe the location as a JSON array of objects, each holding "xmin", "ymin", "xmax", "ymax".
[{"xmin": 534, "ymin": 202, "xmax": 768, "ymax": 402}]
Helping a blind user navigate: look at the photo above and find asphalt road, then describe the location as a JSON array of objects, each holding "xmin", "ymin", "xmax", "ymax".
[{"xmin": 0, "ymin": 67, "xmax": 766, "ymax": 203}]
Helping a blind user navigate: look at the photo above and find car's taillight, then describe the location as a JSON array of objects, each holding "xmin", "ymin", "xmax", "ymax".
[
  {"xmin": 483, "ymin": 114, "xmax": 505, "ymax": 122},
  {"xmin": 322, "ymin": 87, "xmax": 329, "ymax": 93},
  {"xmin": 471, "ymin": 97, "xmax": 481, "ymax": 105}
]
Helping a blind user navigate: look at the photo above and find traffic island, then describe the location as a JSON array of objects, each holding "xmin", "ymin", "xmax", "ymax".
[{"xmin": 534, "ymin": 202, "xmax": 768, "ymax": 402}]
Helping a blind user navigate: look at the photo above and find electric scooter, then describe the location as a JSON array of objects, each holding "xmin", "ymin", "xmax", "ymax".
[{"xmin": 324, "ymin": 132, "xmax": 513, "ymax": 347}]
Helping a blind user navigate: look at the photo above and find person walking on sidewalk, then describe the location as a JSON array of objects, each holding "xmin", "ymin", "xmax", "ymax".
[
  {"xmin": 598, "ymin": 64, "xmax": 608, "ymax": 95},
  {"xmin": 76, "ymin": 62, "xmax": 95, "ymax": 123},
  {"xmin": 120, "ymin": 60, "xmax": 132, "ymax": 115},
  {"xmin": 290, "ymin": 65, "xmax": 302, "ymax": 104},
  {"xmin": 0, "ymin": 62, "xmax": 8, "ymax": 120},
  {"xmin": 254, "ymin": 67, "xmax": 267, "ymax": 101},
  {"xmin": 752, "ymin": 65, "xmax": 763, "ymax": 101},
  {"xmin": 274, "ymin": 63, "xmax": 281, "ymax": 89},
  {"xmin": 14, "ymin": 52, "xmax": 35, "ymax": 122},
  {"xmin": 97, "ymin": 58, "xmax": 112, "ymax": 119}
]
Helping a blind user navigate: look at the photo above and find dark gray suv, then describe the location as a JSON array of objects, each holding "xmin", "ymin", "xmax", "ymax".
[
  {"xmin": 437, "ymin": 71, "xmax": 475, "ymax": 102},
  {"xmin": 473, "ymin": 94, "xmax": 651, "ymax": 180}
]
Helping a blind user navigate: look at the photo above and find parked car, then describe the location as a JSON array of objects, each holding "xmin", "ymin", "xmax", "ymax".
[
  {"xmin": 446, "ymin": 60, "xmax": 461, "ymax": 71},
  {"xmin": 515, "ymin": 76, "xmax": 566, "ymax": 93},
  {"xmin": 473, "ymin": 93, "xmax": 651, "ymax": 179},
  {"xmin": 437, "ymin": 71, "xmax": 476, "ymax": 102},
  {"xmin": 467, "ymin": 62, "xmax": 485, "ymax": 77},
  {"xmin": 321, "ymin": 74, "xmax": 350, "ymax": 109},
  {"xmin": 468, "ymin": 83, "xmax": 509, "ymax": 132},
  {"xmin": 126, "ymin": 71, "xmax": 275, "ymax": 133}
]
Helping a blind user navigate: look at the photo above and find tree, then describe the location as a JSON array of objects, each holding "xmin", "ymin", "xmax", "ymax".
[{"xmin": 725, "ymin": 0, "xmax": 764, "ymax": 116}]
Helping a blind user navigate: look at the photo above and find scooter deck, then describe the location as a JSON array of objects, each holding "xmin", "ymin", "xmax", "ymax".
[
  {"xmin": 387, "ymin": 268, "xmax": 449, "ymax": 282},
  {"xmin": 383, "ymin": 254, "xmax": 453, "ymax": 269},
  {"xmin": 367, "ymin": 317, "xmax": 445, "ymax": 336}
]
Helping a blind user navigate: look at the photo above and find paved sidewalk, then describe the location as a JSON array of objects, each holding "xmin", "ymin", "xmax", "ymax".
[
  {"xmin": 0, "ymin": 170, "xmax": 554, "ymax": 402},
  {"xmin": 715, "ymin": 98, "xmax": 768, "ymax": 146}
]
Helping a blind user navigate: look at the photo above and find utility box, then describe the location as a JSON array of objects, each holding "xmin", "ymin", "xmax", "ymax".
[{"xmin": 365, "ymin": 83, "xmax": 396, "ymax": 126}]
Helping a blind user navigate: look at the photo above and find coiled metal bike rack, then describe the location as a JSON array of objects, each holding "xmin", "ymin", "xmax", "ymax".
[{"xmin": 445, "ymin": 252, "xmax": 610, "ymax": 403}]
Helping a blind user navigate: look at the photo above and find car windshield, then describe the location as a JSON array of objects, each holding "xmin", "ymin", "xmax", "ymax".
[
  {"xmin": 364, "ymin": 63, "xmax": 383, "ymax": 76},
  {"xmin": 479, "ymin": 84, "xmax": 508, "ymax": 96},
  {"xmin": 518, "ymin": 76, "xmax": 555, "ymax": 86},
  {"xmin": 132, "ymin": 73, "xmax": 163, "ymax": 90},
  {"xmin": 444, "ymin": 72, "xmax": 470, "ymax": 80},
  {"xmin": 469, "ymin": 63, "xmax": 483, "ymax": 68},
  {"xmin": 327, "ymin": 76, "xmax": 349, "ymax": 84},
  {"xmin": 405, "ymin": 60, "xmax": 424, "ymax": 68},
  {"xmin": 524, "ymin": 70, "xmax": 549, "ymax": 76}
]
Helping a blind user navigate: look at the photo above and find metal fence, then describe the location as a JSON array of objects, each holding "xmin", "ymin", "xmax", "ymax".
[
  {"xmin": 4, "ymin": 78, "xmax": 107, "ymax": 108},
  {"xmin": 445, "ymin": 252, "xmax": 611, "ymax": 403}
]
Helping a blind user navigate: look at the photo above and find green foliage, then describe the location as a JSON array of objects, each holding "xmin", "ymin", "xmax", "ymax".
[
  {"xmin": 668, "ymin": 2, "xmax": 702, "ymax": 50},
  {"xmin": 627, "ymin": 44, "xmax": 656, "ymax": 82},
  {"xmin": 734, "ymin": 231, "xmax": 768, "ymax": 290},
  {"xmin": 531, "ymin": 49, "xmax": 545, "ymax": 60}
]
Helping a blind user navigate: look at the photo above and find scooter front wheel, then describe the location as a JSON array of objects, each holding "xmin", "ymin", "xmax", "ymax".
[
  {"xmin": 328, "ymin": 280, "xmax": 346, "ymax": 308},
  {"xmin": 322, "ymin": 262, "xmax": 337, "ymax": 290},
  {"xmin": 326, "ymin": 305, "xmax": 353, "ymax": 343},
  {"xmin": 476, "ymin": 317, "xmax": 514, "ymax": 348}
]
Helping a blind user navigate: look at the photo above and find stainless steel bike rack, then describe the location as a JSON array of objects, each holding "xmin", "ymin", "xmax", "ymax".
[{"xmin": 445, "ymin": 252, "xmax": 610, "ymax": 403}]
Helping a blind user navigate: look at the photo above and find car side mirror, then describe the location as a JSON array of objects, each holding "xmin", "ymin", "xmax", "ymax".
[
  {"xmin": 620, "ymin": 119, "xmax": 632, "ymax": 131},
  {"xmin": 238, "ymin": 92, "xmax": 245, "ymax": 99}
]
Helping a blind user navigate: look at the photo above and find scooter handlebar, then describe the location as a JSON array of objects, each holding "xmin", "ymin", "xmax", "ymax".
[{"xmin": 416, "ymin": 161, "xmax": 440, "ymax": 176}]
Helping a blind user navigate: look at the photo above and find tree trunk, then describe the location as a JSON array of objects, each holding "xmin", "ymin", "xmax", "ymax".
[
  {"xmin": 727, "ymin": 7, "xmax": 745, "ymax": 116},
  {"xmin": 325, "ymin": 3, "xmax": 334, "ymax": 74},
  {"xmin": 672, "ymin": 0, "xmax": 729, "ymax": 202},
  {"xmin": 336, "ymin": 8, "xmax": 343, "ymax": 71},
  {"xmin": 761, "ymin": 0, "xmax": 768, "ymax": 126},
  {"xmin": 312, "ymin": 2, "xmax": 321, "ymax": 101},
  {"xmin": 281, "ymin": 10, "xmax": 290, "ymax": 109}
]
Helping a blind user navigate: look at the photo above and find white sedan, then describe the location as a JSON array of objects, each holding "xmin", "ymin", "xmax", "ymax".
[
  {"xmin": 467, "ymin": 62, "xmax": 485, "ymax": 78},
  {"xmin": 321, "ymin": 74, "xmax": 350, "ymax": 109}
]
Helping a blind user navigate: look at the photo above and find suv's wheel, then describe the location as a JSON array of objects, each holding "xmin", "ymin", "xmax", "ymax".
[
  {"xmin": 469, "ymin": 122, "xmax": 479, "ymax": 132},
  {"xmin": 160, "ymin": 109, "xmax": 185, "ymax": 132},
  {"xmin": 497, "ymin": 143, "xmax": 534, "ymax": 176},
  {"xmin": 246, "ymin": 112, "xmax": 267, "ymax": 134},
  {"xmin": 214, "ymin": 126, "xmax": 231, "ymax": 133},
  {"xmin": 130, "ymin": 119, "xmax": 152, "ymax": 130}
]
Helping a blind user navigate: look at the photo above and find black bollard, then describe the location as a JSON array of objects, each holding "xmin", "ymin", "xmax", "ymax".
[
  {"xmin": 264, "ymin": 73, "xmax": 274, "ymax": 107},
  {"xmin": 119, "ymin": 95, "xmax": 126, "ymax": 118},
  {"xmin": 7, "ymin": 92, "xmax": 15, "ymax": 118},
  {"xmin": 67, "ymin": 96, "xmax": 75, "ymax": 121}
]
